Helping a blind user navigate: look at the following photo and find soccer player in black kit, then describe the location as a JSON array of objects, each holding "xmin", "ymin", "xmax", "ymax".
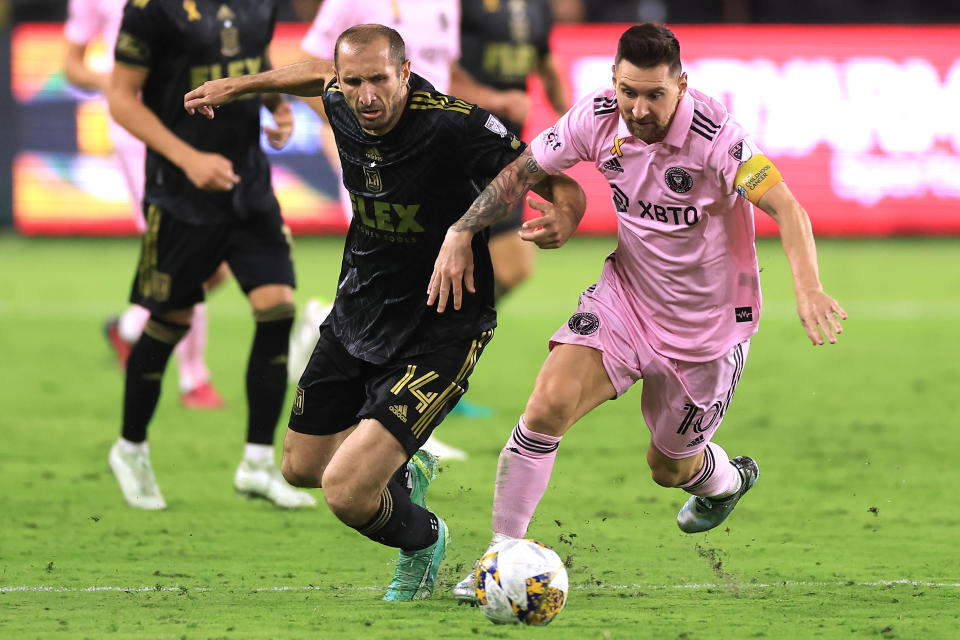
[
  {"xmin": 184, "ymin": 24, "xmax": 585, "ymax": 600},
  {"xmin": 106, "ymin": 0, "xmax": 315, "ymax": 510},
  {"xmin": 451, "ymin": 0, "xmax": 568, "ymax": 300}
]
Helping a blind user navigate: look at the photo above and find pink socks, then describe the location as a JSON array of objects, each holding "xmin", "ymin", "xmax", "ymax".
[{"xmin": 491, "ymin": 417, "xmax": 562, "ymax": 538}]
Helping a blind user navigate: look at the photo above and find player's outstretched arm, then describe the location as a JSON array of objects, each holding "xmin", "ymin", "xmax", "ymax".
[
  {"xmin": 758, "ymin": 181, "xmax": 848, "ymax": 345},
  {"xmin": 427, "ymin": 148, "xmax": 584, "ymax": 312},
  {"xmin": 184, "ymin": 60, "xmax": 331, "ymax": 118}
]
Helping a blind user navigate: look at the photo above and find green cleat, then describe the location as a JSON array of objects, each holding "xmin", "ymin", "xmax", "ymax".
[
  {"xmin": 408, "ymin": 449, "xmax": 439, "ymax": 508},
  {"xmin": 383, "ymin": 517, "xmax": 449, "ymax": 601}
]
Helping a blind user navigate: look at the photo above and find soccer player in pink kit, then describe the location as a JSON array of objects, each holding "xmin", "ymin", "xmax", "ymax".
[
  {"xmin": 425, "ymin": 24, "xmax": 848, "ymax": 601},
  {"xmin": 63, "ymin": 0, "xmax": 224, "ymax": 409}
]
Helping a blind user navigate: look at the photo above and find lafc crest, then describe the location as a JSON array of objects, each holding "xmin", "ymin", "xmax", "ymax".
[
  {"xmin": 363, "ymin": 166, "xmax": 382, "ymax": 193},
  {"xmin": 217, "ymin": 4, "xmax": 240, "ymax": 57}
]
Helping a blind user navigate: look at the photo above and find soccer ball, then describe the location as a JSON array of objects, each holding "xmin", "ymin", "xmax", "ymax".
[{"xmin": 474, "ymin": 538, "xmax": 569, "ymax": 626}]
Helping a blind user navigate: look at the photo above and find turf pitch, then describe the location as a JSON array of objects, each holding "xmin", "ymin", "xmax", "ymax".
[{"xmin": 1, "ymin": 234, "xmax": 958, "ymax": 639}]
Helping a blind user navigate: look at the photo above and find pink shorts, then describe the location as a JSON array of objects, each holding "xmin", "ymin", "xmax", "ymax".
[{"xmin": 549, "ymin": 269, "xmax": 750, "ymax": 458}]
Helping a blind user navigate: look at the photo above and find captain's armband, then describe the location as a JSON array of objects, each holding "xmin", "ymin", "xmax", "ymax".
[{"xmin": 734, "ymin": 154, "xmax": 783, "ymax": 206}]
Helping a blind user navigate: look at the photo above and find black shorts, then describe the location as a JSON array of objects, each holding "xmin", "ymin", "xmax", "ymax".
[
  {"xmin": 289, "ymin": 327, "xmax": 495, "ymax": 457},
  {"xmin": 130, "ymin": 203, "xmax": 296, "ymax": 313}
]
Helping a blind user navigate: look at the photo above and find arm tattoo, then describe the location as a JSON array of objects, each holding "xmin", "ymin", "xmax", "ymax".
[{"xmin": 453, "ymin": 149, "xmax": 545, "ymax": 233}]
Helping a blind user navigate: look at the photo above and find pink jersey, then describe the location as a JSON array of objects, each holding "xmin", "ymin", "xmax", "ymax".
[
  {"xmin": 64, "ymin": 0, "xmax": 126, "ymax": 61},
  {"xmin": 301, "ymin": 0, "xmax": 460, "ymax": 93},
  {"xmin": 531, "ymin": 88, "xmax": 763, "ymax": 362},
  {"xmin": 65, "ymin": 0, "xmax": 146, "ymax": 226}
]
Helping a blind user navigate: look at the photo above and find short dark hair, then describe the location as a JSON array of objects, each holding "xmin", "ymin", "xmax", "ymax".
[
  {"xmin": 615, "ymin": 23, "xmax": 681, "ymax": 75},
  {"xmin": 334, "ymin": 24, "xmax": 406, "ymax": 72}
]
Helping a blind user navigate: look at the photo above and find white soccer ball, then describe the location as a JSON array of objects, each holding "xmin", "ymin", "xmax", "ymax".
[{"xmin": 474, "ymin": 538, "xmax": 569, "ymax": 626}]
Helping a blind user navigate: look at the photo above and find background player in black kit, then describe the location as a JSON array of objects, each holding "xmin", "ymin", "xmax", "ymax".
[
  {"xmin": 106, "ymin": 0, "xmax": 315, "ymax": 511},
  {"xmin": 451, "ymin": 0, "xmax": 568, "ymax": 301},
  {"xmin": 184, "ymin": 24, "xmax": 585, "ymax": 600}
]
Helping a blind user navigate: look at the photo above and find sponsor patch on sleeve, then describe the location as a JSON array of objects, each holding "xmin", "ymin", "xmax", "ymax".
[
  {"xmin": 484, "ymin": 114, "xmax": 509, "ymax": 138},
  {"xmin": 541, "ymin": 125, "xmax": 562, "ymax": 151},
  {"xmin": 115, "ymin": 32, "xmax": 151, "ymax": 63}
]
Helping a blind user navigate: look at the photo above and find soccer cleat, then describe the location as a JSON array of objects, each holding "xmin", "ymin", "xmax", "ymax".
[
  {"xmin": 180, "ymin": 381, "xmax": 225, "ymax": 410},
  {"xmin": 421, "ymin": 435, "xmax": 469, "ymax": 461},
  {"xmin": 453, "ymin": 565, "xmax": 479, "ymax": 605},
  {"xmin": 383, "ymin": 517, "xmax": 449, "ymax": 601},
  {"xmin": 450, "ymin": 398, "xmax": 494, "ymax": 419},
  {"xmin": 108, "ymin": 440, "xmax": 166, "ymax": 510},
  {"xmin": 677, "ymin": 456, "xmax": 759, "ymax": 533},
  {"xmin": 408, "ymin": 450, "xmax": 439, "ymax": 508},
  {"xmin": 234, "ymin": 458, "xmax": 317, "ymax": 509},
  {"xmin": 104, "ymin": 316, "xmax": 133, "ymax": 370}
]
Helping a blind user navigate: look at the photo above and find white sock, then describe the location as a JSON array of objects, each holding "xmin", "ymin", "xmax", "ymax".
[
  {"xmin": 118, "ymin": 437, "xmax": 148, "ymax": 454},
  {"xmin": 118, "ymin": 305, "xmax": 150, "ymax": 343},
  {"xmin": 243, "ymin": 443, "xmax": 273, "ymax": 464},
  {"xmin": 490, "ymin": 532, "xmax": 514, "ymax": 547}
]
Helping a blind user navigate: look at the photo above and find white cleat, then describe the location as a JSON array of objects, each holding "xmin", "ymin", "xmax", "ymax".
[
  {"xmin": 421, "ymin": 435, "xmax": 469, "ymax": 461},
  {"xmin": 453, "ymin": 565, "xmax": 479, "ymax": 605},
  {"xmin": 288, "ymin": 297, "xmax": 332, "ymax": 383},
  {"xmin": 109, "ymin": 440, "xmax": 166, "ymax": 510},
  {"xmin": 234, "ymin": 459, "xmax": 317, "ymax": 509}
]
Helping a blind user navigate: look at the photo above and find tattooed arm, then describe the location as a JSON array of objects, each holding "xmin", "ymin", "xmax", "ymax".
[{"xmin": 427, "ymin": 148, "xmax": 585, "ymax": 312}]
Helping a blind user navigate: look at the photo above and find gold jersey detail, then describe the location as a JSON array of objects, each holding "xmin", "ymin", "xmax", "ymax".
[
  {"xmin": 116, "ymin": 32, "xmax": 151, "ymax": 62},
  {"xmin": 182, "ymin": 0, "xmax": 201, "ymax": 20},
  {"xmin": 409, "ymin": 91, "xmax": 473, "ymax": 115},
  {"xmin": 132, "ymin": 0, "xmax": 150, "ymax": 8},
  {"xmin": 610, "ymin": 135, "xmax": 624, "ymax": 158},
  {"xmin": 734, "ymin": 154, "xmax": 783, "ymax": 206}
]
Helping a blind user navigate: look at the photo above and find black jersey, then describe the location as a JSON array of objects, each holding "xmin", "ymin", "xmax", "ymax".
[
  {"xmin": 322, "ymin": 73, "xmax": 526, "ymax": 365},
  {"xmin": 114, "ymin": 0, "xmax": 279, "ymax": 225},
  {"xmin": 459, "ymin": 0, "xmax": 553, "ymax": 132}
]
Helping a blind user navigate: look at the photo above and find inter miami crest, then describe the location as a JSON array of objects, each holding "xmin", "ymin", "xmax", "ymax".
[
  {"xmin": 664, "ymin": 167, "xmax": 693, "ymax": 193},
  {"xmin": 568, "ymin": 312, "xmax": 600, "ymax": 336}
]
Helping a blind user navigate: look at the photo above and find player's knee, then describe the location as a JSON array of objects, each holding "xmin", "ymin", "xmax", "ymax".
[
  {"xmin": 281, "ymin": 456, "xmax": 322, "ymax": 489},
  {"xmin": 320, "ymin": 476, "xmax": 370, "ymax": 525},
  {"xmin": 523, "ymin": 385, "xmax": 579, "ymax": 435}
]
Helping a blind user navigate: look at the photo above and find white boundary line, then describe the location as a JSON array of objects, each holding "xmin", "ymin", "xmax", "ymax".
[{"xmin": 2, "ymin": 579, "xmax": 958, "ymax": 594}]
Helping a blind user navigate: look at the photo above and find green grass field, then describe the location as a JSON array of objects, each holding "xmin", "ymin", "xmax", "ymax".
[{"xmin": 1, "ymin": 233, "xmax": 958, "ymax": 639}]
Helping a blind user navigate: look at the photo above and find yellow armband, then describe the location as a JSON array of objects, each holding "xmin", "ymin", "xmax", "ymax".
[{"xmin": 734, "ymin": 154, "xmax": 783, "ymax": 206}]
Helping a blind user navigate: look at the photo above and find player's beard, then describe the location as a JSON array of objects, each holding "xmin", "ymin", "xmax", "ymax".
[{"xmin": 626, "ymin": 116, "xmax": 669, "ymax": 144}]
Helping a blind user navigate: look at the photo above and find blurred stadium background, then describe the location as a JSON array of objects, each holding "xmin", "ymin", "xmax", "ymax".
[{"xmin": 0, "ymin": 0, "xmax": 958, "ymax": 235}]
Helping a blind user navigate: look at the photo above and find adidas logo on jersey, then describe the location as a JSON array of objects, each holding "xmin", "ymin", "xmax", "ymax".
[
  {"xmin": 389, "ymin": 404, "xmax": 408, "ymax": 423},
  {"xmin": 602, "ymin": 157, "xmax": 624, "ymax": 173},
  {"xmin": 686, "ymin": 434, "xmax": 705, "ymax": 448}
]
